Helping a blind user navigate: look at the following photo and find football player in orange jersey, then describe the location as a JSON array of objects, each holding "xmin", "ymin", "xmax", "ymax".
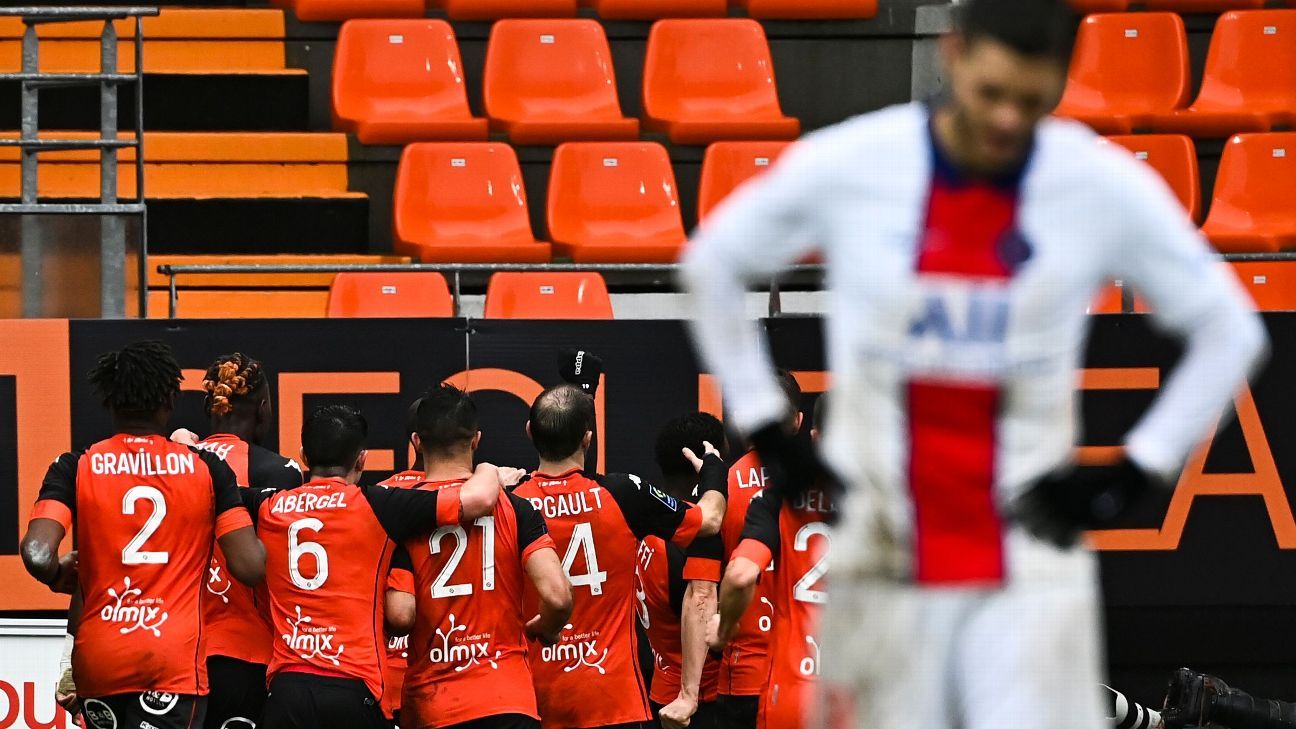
[
  {"xmin": 193, "ymin": 353, "xmax": 305, "ymax": 729},
  {"xmin": 251, "ymin": 404, "xmax": 517, "ymax": 729},
  {"xmin": 637, "ymin": 413, "xmax": 729, "ymax": 729},
  {"xmin": 716, "ymin": 370, "xmax": 803, "ymax": 729},
  {"xmin": 708, "ymin": 395, "xmax": 834, "ymax": 729},
  {"xmin": 375, "ymin": 396, "xmax": 427, "ymax": 727},
  {"xmin": 513, "ymin": 384, "xmax": 728, "ymax": 729},
  {"xmin": 391, "ymin": 383, "xmax": 573, "ymax": 729},
  {"xmin": 23, "ymin": 340, "xmax": 266, "ymax": 729}
]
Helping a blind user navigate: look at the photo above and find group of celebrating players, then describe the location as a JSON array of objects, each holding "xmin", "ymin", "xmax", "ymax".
[{"xmin": 19, "ymin": 341, "xmax": 833, "ymax": 729}]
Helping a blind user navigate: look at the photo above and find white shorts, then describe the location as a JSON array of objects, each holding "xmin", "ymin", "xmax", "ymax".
[{"xmin": 814, "ymin": 571, "xmax": 1108, "ymax": 729}]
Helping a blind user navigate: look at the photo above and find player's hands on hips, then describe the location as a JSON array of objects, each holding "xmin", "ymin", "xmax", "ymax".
[
  {"xmin": 169, "ymin": 428, "xmax": 199, "ymax": 447},
  {"xmin": 1014, "ymin": 456, "xmax": 1158, "ymax": 547},
  {"xmin": 558, "ymin": 349, "xmax": 603, "ymax": 396},
  {"xmin": 681, "ymin": 440, "xmax": 721, "ymax": 472},
  {"xmin": 660, "ymin": 695, "xmax": 698, "ymax": 729},
  {"xmin": 524, "ymin": 614, "xmax": 562, "ymax": 646}
]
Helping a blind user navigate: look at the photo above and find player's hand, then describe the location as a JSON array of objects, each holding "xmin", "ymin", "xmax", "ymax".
[
  {"xmin": 1013, "ymin": 456, "xmax": 1159, "ymax": 548},
  {"xmin": 524, "ymin": 614, "xmax": 562, "ymax": 646},
  {"xmin": 497, "ymin": 467, "xmax": 528, "ymax": 489},
  {"xmin": 681, "ymin": 441, "xmax": 721, "ymax": 473},
  {"xmin": 705, "ymin": 613, "xmax": 725, "ymax": 652},
  {"xmin": 748, "ymin": 423, "xmax": 842, "ymax": 511},
  {"xmin": 170, "ymin": 428, "xmax": 200, "ymax": 446},
  {"xmin": 660, "ymin": 696, "xmax": 698, "ymax": 729},
  {"xmin": 558, "ymin": 349, "xmax": 603, "ymax": 396},
  {"xmin": 55, "ymin": 665, "xmax": 83, "ymax": 726},
  {"xmin": 50, "ymin": 551, "xmax": 78, "ymax": 594}
]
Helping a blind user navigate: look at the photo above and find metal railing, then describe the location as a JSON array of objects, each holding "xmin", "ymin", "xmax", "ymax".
[
  {"xmin": 156, "ymin": 252, "xmax": 1296, "ymax": 319},
  {"xmin": 2, "ymin": 6, "xmax": 158, "ymax": 318},
  {"xmin": 155, "ymin": 262, "xmax": 827, "ymax": 319}
]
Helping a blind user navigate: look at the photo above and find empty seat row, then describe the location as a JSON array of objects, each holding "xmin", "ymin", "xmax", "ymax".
[
  {"xmin": 288, "ymin": 0, "xmax": 878, "ymax": 22},
  {"xmin": 326, "ymin": 271, "xmax": 613, "ymax": 318},
  {"xmin": 1056, "ymin": 10, "xmax": 1296, "ymax": 137},
  {"xmin": 1092, "ymin": 261, "xmax": 1296, "ymax": 313},
  {"xmin": 333, "ymin": 18, "xmax": 799, "ymax": 146},
  {"xmin": 394, "ymin": 140, "xmax": 789, "ymax": 263},
  {"xmin": 1102, "ymin": 133, "xmax": 1296, "ymax": 252}
]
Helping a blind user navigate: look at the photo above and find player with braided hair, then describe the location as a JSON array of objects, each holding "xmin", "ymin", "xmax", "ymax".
[
  {"xmin": 23, "ymin": 340, "xmax": 266, "ymax": 729},
  {"xmin": 190, "ymin": 353, "xmax": 304, "ymax": 729}
]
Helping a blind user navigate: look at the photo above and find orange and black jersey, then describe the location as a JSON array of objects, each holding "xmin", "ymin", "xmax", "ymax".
[
  {"xmin": 512, "ymin": 468, "xmax": 709, "ymax": 729},
  {"xmin": 374, "ymin": 469, "xmax": 423, "ymax": 720},
  {"xmin": 246, "ymin": 477, "xmax": 464, "ymax": 710},
  {"xmin": 32, "ymin": 434, "xmax": 252, "ymax": 698},
  {"xmin": 719, "ymin": 450, "xmax": 775, "ymax": 697},
  {"xmin": 735, "ymin": 486, "xmax": 835, "ymax": 729},
  {"xmin": 393, "ymin": 481, "xmax": 556, "ymax": 729},
  {"xmin": 196, "ymin": 434, "xmax": 303, "ymax": 667}
]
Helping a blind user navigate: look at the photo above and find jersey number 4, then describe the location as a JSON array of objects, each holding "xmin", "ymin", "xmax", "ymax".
[
  {"xmin": 121, "ymin": 485, "xmax": 169, "ymax": 565},
  {"xmin": 428, "ymin": 517, "xmax": 496, "ymax": 598},
  {"xmin": 561, "ymin": 522, "xmax": 608, "ymax": 596}
]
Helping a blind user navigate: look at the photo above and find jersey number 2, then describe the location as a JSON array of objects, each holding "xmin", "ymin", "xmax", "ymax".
[
  {"xmin": 429, "ymin": 516, "xmax": 496, "ymax": 599},
  {"xmin": 121, "ymin": 485, "xmax": 169, "ymax": 565},
  {"xmin": 793, "ymin": 522, "xmax": 831, "ymax": 605}
]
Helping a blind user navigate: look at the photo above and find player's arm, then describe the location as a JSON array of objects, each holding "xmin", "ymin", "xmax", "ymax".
[
  {"xmin": 680, "ymin": 137, "xmax": 827, "ymax": 445},
  {"xmin": 665, "ymin": 535, "xmax": 723, "ymax": 729},
  {"xmin": 385, "ymin": 546, "xmax": 416, "ymax": 637},
  {"xmin": 711, "ymin": 489, "xmax": 780, "ymax": 650},
  {"xmin": 683, "ymin": 441, "xmax": 730, "ymax": 538},
  {"xmin": 514, "ymin": 494, "xmax": 572, "ymax": 645},
  {"xmin": 367, "ymin": 463, "xmax": 512, "ymax": 541},
  {"xmin": 22, "ymin": 453, "xmax": 80, "ymax": 593},
  {"xmin": 602, "ymin": 464, "xmax": 726, "ymax": 548},
  {"xmin": 201, "ymin": 451, "xmax": 266, "ymax": 586}
]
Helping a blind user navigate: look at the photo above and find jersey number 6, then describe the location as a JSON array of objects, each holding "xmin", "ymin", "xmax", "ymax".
[{"xmin": 288, "ymin": 518, "xmax": 329, "ymax": 590}]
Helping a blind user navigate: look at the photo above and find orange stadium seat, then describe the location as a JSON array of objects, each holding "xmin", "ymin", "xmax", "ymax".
[
  {"xmin": 292, "ymin": 0, "xmax": 425, "ymax": 21},
  {"xmin": 484, "ymin": 20, "xmax": 639, "ymax": 145},
  {"xmin": 738, "ymin": 0, "xmax": 879, "ymax": 19},
  {"xmin": 643, "ymin": 20, "xmax": 800, "ymax": 145},
  {"xmin": 1149, "ymin": 11, "xmax": 1296, "ymax": 138},
  {"xmin": 588, "ymin": 0, "xmax": 726, "ymax": 19},
  {"xmin": 1054, "ymin": 13, "xmax": 1190, "ymax": 135},
  {"xmin": 393, "ymin": 143, "xmax": 551, "ymax": 263},
  {"xmin": 697, "ymin": 141, "xmax": 792, "ymax": 220},
  {"xmin": 1100, "ymin": 135, "xmax": 1201, "ymax": 222},
  {"xmin": 483, "ymin": 272, "xmax": 614, "ymax": 319},
  {"xmin": 1229, "ymin": 261, "xmax": 1296, "ymax": 311},
  {"xmin": 445, "ymin": 0, "xmax": 579, "ymax": 20},
  {"xmin": 547, "ymin": 142, "xmax": 687, "ymax": 263},
  {"xmin": 1201, "ymin": 133, "xmax": 1296, "ymax": 253},
  {"xmin": 332, "ymin": 20, "xmax": 487, "ymax": 145},
  {"xmin": 326, "ymin": 272, "xmax": 455, "ymax": 318}
]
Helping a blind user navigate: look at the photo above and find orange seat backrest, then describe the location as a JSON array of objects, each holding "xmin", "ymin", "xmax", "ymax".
[
  {"xmin": 326, "ymin": 272, "xmax": 454, "ymax": 318},
  {"xmin": 547, "ymin": 142, "xmax": 685, "ymax": 247},
  {"xmin": 1192, "ymin": 10, "xmax": 1296, "ymax": 108},
  {"xmin": 395, "ymin": 143, "xmax": 536, "ymax": 246},
  {"xmin": 697, "ymin": 141, "xmax": 792, "ymax": 220},
  {"xmin": 1058, "ymin": 13, "xmax": 1190, "ymax": 115},
  {"xmin": 591, "ymin": 0, "xmax": 726, "ymax": 18},
  {"xmin": 483, "ymin": 272, "xmax": 613, "ymax": 319},
  {"xmin": 333, "ymin": 19, "xmax": 470, "ymax": 121},
  {"xmin": 1229, "ymin": 261, "xmax": 1296, "ymax": 311},
  {"xmin": 1206, "ymin": 132, "xmax": 1296, "ymax": 231},
  {"xmin": 484, "ymin": 19, "xmax": 625, "ymax": 121},
  {"xmin": 643, "ymin": 19, "xmax": 786, "ymax": 120},
  {"xmin": 740, "ymin": 0, "xmax": 878, "ymax": 19},
  {"xmin": 1101, "ymin": 134, "xmax": 1201, "ymax": 222},
  {"xmin": 444, "ymin": 0, "xmax": 578, "ymax": 20}
]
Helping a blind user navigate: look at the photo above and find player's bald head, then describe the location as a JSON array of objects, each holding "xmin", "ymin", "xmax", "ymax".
[{"xmin": 529, "ymin": 384, "xmax": 595, "ymax": 463}]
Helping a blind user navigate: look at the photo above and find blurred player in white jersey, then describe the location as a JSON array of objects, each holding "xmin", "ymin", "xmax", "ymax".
[{"xmin": 681, "ymin": 0, "xmax": 1267, "ymax": 726}]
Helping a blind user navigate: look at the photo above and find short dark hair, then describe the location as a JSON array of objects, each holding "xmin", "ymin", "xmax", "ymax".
[
  {"xmin": 775, "ymin": 368, "xmax": 802, "ymax": 428},
  {"xmin": 529, "ymin": 384, "xmax": 595, "ymax": 463},
  {"xmin": 88, "ymin": 340, "xmax": 182, "ymax": 419},
  {"xmin": 813, "ymin": 392, "xmax": 829, "ymax": 432},
  {"xmin": 415, "ymin": 383, "xmax": 479, "ymax": 456},
  {"xmin": 957, "ymin": 0, "xmax": 1076, "ymax": 63},
  {"xmin": 655, "ymin": 412, "xmax": 727, "ymax": 479},
  {"xmin": 301, "ymin": 404, "xmax": 367, "ymax": 470}
]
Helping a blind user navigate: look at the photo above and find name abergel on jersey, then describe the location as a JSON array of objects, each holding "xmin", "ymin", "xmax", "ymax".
[{"xmin": 271, "ymin": 490, "xmax": 349, "ymax": 514}]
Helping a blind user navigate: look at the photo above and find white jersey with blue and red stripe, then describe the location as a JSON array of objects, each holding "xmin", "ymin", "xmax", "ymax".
[{"xmin": 682, "ymin": 101, "xmax": 1265, "ymax": 586}]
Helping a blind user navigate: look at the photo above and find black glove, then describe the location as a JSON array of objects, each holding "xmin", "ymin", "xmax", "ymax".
[
  {"xmin": 558, "ymin": 349, "xmax": 603, "ymax": 396},
  {"xmin": 1013, "ymin": 456, "xmax": 1158, "ymax": 548},
  {"xmin": 749, "ymin": 422, "xmax": 836, "ymax": 504}
]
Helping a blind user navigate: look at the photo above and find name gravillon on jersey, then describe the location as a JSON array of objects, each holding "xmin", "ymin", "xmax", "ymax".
[{"xmin": 89, "ymin": 450, "xmax": 197, "ymax": 477}]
